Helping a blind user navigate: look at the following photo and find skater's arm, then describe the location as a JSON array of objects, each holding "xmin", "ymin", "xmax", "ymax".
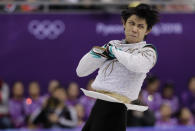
[
  {"xmin": 76, "ymin": 47, "xmax": 107, "ymax": 77},
  {"xmin": 112, "ymin": 46, "xmax": 157, "ymax": 73}
]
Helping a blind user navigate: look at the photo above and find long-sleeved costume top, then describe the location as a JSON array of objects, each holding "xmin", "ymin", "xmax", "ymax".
[{"xmin": 76, "ymin": 40, "xmax": 157, "ymax": 102}]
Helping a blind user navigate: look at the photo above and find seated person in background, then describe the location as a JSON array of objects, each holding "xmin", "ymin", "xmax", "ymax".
[
  {"xmin": 9, "ymin": 81, "xmax": 25, "ymax": 128},
  {"xmin": 127, "ymin": 92, "xmax": 156, "ymax": 127},
  {"xmin": 24, "ymin": 81, "xmax": 42, "ymax": 123},
  {"xmin": 127, "ymin": 109, "xmax": 156, "ymax": 127},
  {"xmin": 41, "ymin": 80, "xmax": 60, "ymax": 102},
  {"xmin": 67, "ymin": 82, "xmax": 80, "ymax": 106},
  {"xmin": 75, "ymin": 104, "xmax": 85, "ymax": 127},
  {"xmin": 181, "ymin": 76, "xmax": 195, "ymax": 115},
  {"xmin": 141, "ymin": 75, "xmax": 162, "ymax": 111},
  {"xmin": 155, "ymin": 103, "xmax": 177, "ymax": 127},
  {"xmin": 30, "ymin": 87, "xmax": 77, "ymax": 128},
  {"xmin": 20, "ymin": 0, "xmax": 42, "ymax": 12},
  {"xmin": 165, "ymin": 0, "xmax": 193, "ymax": 12},
  {"xmin": 0, "ymin": 80, "xmax": 12, "ymax": 129},
  {"xmin": 79, "ymin": 79, "xmax": 96, "ymax": 120},
  {"xmin": 178, "ymin": 107, "xmax": 194, "ymax": 126},
  {"xmin": 47, "ymin": 80, "xmax": 60, "ymax": 96},
  {"xmin": 161, "ymin": 82, "xmax": 179, "ymax": 114}
]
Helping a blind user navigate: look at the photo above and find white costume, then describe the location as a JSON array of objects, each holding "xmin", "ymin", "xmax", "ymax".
[{"xmin": 76, "ymin": 40, "xmax": 157, "ymax": 111}]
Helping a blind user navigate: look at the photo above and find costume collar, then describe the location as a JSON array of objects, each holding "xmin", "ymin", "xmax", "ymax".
[{"xmin": 116, "ymin": 39, "xmax": 146, "ymax": 48}]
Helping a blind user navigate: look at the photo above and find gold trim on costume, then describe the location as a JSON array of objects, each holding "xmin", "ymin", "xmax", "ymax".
[{"xmin": 94, "ymin": 90, "xmax": 131, "ymax": 104}]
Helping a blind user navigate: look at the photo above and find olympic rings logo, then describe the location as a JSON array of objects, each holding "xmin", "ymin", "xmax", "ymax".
[{"xmin": 28, "ymin": 20, "xmax": 65, "ymax": 40}]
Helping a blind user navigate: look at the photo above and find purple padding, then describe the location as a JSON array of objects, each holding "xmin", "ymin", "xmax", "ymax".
[{"xmin": 0, "ymin": 13, "xmax": 194, "ymax": 94}]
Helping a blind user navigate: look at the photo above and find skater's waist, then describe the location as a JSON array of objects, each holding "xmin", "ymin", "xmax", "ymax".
[{"xmin": 94, "ymin": 89, "xmax": 131, "ymax": 104}]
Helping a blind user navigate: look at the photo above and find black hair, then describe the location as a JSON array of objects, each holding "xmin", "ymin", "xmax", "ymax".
[
  {"xmin": 146, "ymin": 75, "xmax": 159, "ymax": 85},
  {"xmin": 52, "ymin": 85, "xmax": 66, "ymax": 93},
  {"xmin": 121, "ymin": 3, "xmax": 160, "ymax": 30},
  {"xmin": 162, "ymin": 82, "xmax": 175, "ymax": 98},
  {"xmin": 163, "ymin": 82, "xmax": 174, "ymax": 89}
]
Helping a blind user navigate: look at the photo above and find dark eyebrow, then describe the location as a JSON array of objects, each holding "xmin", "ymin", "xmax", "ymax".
[
  {"xmin": 138, "ymin": 24, "xmax": 144, "ymax": 26},
  {"xmin": 128, "ymin": 20, "xmax": 134, "ymax": 22}
]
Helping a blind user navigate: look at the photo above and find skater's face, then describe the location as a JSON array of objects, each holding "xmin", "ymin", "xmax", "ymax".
[{"xmin": 123, "ymin": 15, "xmax": 151, "ymax": 43}]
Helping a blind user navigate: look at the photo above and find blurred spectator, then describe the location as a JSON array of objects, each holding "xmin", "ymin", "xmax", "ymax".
[
  {"xmin": 41, "ymin": 80, "xmax": 60, "ymax": 102},
  {"xmin": 127, "ymin": 110, "xmax": 156, "ymax": 127},
  {"xmin": 155, "ymin": 103, "xmax": 177, "ymax": 127},
  {"xmin": 4, "ymin": 3, "xmax": 16, "ymax": 13},
  {"xmin": 181, "ymin": 76, "xmax": 195, "ymax": 115},
  {"xmin": 67, "ymin": 82, "xmax": 80, "ymax": 106},
  {"xmin": 24, "ymin": 81, "xmax": 42, "ymax": 123},
  {"xmin": 127, "ymin": 92, "xmax": 156, "ymax": 127},
  {"xmin": 165, "ymin": 0, "xmax": 193, "ymax": 12},
  {"xmin": 141, "ymin": 75, "xmax": 162, "ymax": 111},
  {"xmin": 51, "ymin": 0, "xmax": 80, "ymax": 3},
  {"xmin": 0, "ymin": 80, "xmax": 12, "ymax": 129},
  {"xmin": 30, "ymin": 87, "xmax": 77, "ymax": 128},
  {"xmin": 0, "ymin": 0, "xmax": 195, "ymax": 13},
  {"xmin": 48, "ymin": 80, "xmax": 60, "ymax": 95},
  {"xmin": 20, "ymin": 0, "xmax": 42, "ymax": 12},
  {"xmin": 178, "ymin": 107, "xmax": 194, "ymax": 126},
  {"xmin": 1, "ymin": 0, "xmax": 16, "ymax": 13},
  {"xmin": 75, "ymin": 104, "xmax": 85, "ymax": 127},
  {"xmin": 79, "ymin": 79, "xmax": 95, "ymax": 120},
  {"xmin": 161, "ymin": 82, "xmax": 179, "ymax": 114},
  {"xmin": 9, "ymin": 81, "xmax": 25, "ymax": 128}
]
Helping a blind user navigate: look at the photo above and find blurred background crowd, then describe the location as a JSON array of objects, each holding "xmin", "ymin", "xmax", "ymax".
[
  {"xmin": 0, "ymin": 75, "xmax": 195, "ymax": 129},
  {"xmin": 0, "ymin": 0, "xmax": 195, "ymax": 130},
  {"xmin": 0, "ymin": 0, "xmax": 194, "ymax": 13}
]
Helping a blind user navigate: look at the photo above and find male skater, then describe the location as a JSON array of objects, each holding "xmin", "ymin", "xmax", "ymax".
[{"xmin": 76, "ymin": 3, "xmax": 160, "ymax": 131}]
